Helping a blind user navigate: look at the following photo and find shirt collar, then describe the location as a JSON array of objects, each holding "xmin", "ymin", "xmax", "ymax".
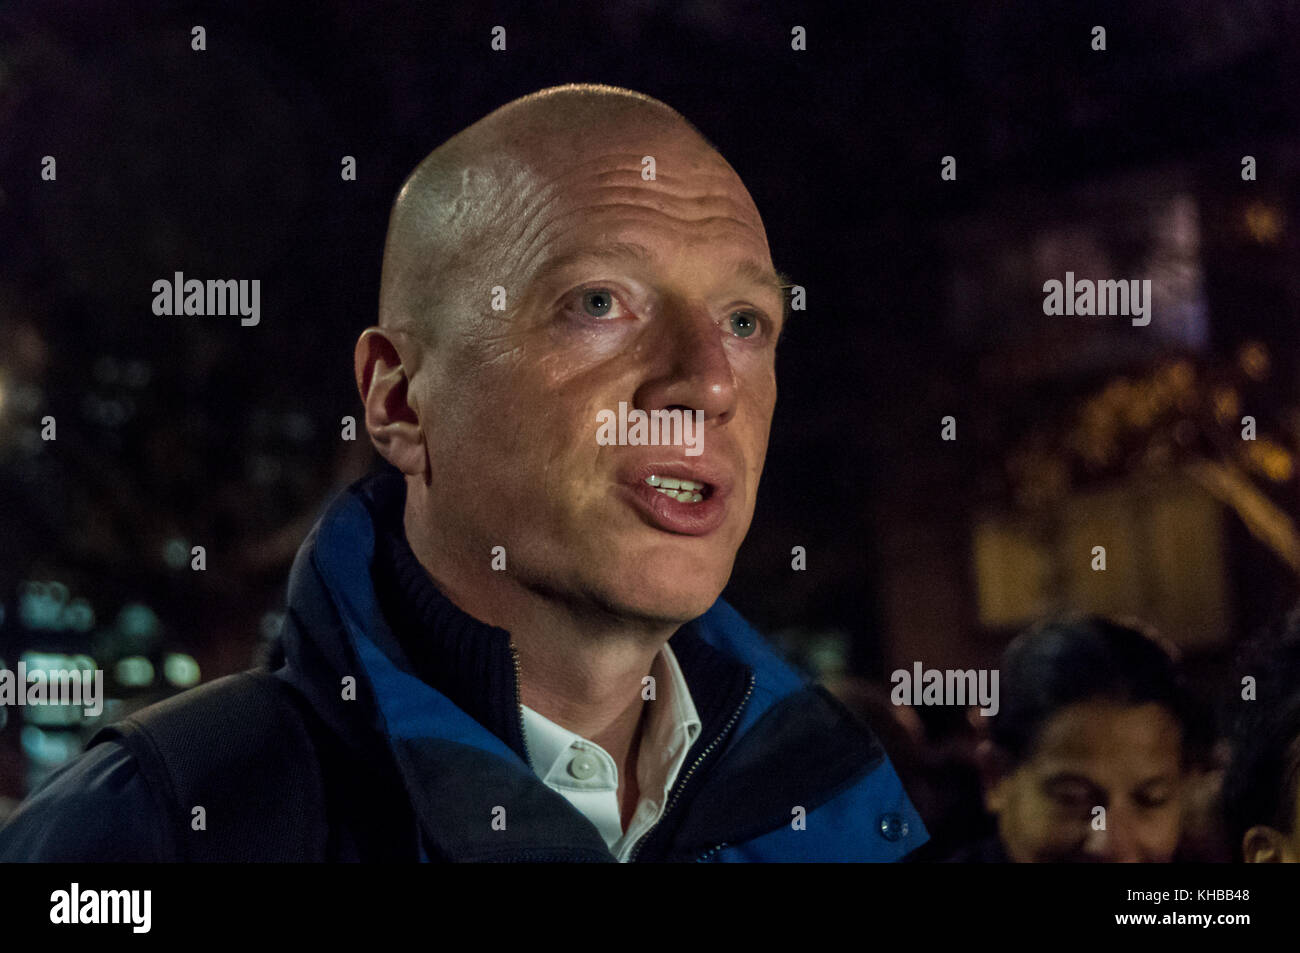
[{"xmin": 521, "ymin": 643, "xmax": 702, "ymax": 790}]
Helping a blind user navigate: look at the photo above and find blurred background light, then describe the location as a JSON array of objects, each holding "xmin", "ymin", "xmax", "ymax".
[
  {"xmin": 163, "ymin": 652, "xmax": 200, "ymax": 688},
  {"xmin": 114, "ymin": 655, "xmax": 155, "ymax": 688}
]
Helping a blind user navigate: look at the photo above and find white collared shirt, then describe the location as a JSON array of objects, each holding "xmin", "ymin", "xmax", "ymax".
[{"xmin": 520, "ymin": 643, "xmax": 701, "ymax": 862}]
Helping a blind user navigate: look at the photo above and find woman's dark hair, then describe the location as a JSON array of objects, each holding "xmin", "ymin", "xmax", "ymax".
[
  {"xmin": 1221, "ymin": 609, "xmax": 1300, "ymax": 859},
  {"xmin": 990, "ymin": 614, "xmax": 1194, "ymax": 766}
]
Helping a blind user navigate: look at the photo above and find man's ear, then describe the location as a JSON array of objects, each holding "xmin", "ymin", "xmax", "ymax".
[
  {"xmin": 1241, "ymin": 824, "xmax": 1298, "ymax": 863},
  {"xmin": 354, "ymin": 327, "xmax": 425, "ymax": 475}
]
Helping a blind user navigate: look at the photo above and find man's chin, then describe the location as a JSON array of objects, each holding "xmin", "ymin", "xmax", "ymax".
[{"xmin": 592, "ymin": 573, "xmax": 727, "ymax": 628}]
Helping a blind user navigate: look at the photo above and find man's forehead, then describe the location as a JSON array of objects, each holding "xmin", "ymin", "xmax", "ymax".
[
  {"xmin": 506, "ymin": 146, "xmax": 759, "ymax": 215},
  {"xmin": 497, "ymin": 150, "xmax": 771, "ymax": 277}
]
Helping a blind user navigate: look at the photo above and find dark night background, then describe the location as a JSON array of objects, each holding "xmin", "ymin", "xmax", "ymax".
[{"xmin": 1, "ymin": 0, "xmax": 1299, "ymax": 858}]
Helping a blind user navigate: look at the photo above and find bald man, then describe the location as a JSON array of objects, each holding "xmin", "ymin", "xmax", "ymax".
[{"xmin": 0, "ymin": 84, "xmax": 927, "ymax": 862}]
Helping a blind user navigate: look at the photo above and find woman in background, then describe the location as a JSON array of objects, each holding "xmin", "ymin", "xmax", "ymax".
[{"xmin": 949, "ymin": 615, "xmax": 1196, "ymax": 862}]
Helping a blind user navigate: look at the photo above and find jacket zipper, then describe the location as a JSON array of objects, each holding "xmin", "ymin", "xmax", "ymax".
[
  {"xmin": 510, "ymin": 643, "xmax": 533, "ymax": 769},
  {"xmin": 694, "ymin": 843, "xmax": 728, "ymax": 862},
  {"xmin": 628, "ymin": 670, "xmax": 755, "ymax": 862}
]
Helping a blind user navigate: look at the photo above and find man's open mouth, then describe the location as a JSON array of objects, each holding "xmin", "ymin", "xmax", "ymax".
[
  {"xmin": 643, "ymin": 475, "xmax": 712, "ymax": 504},
  {"xmin": 620, "ymin": 463, "xmax": 730, "ymax": 536}
]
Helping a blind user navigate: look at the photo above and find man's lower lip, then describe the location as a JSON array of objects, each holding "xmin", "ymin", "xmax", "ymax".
[{"xmin": 621, "ymin": 482, "xmax": 727, "ymax": 536}]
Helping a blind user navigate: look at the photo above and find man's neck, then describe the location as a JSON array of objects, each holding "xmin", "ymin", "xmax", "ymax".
[
  {"xmin": 514, "ymin": 625, "xmax": 650, "ymax": 831},
  {"xmin": 403, "ymin": 497, "xmax": 673, "ymax": 776}
]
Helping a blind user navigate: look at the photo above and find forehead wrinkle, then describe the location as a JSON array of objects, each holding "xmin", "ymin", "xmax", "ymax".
[
  {"xmin": 488, "ymin": 180, "xmax": 569, "ymax": 282},
  {"xmin": 539, "ymin": 164, "xmax": 762, "ymax": 218},
  {"xmin": 586, "ymin": 165, "xmax": 750, "ymax": 196},
  {"xmin": 519, "ymin": 148, "xmax": 737, "ymax": 185},
  {"xmin": 514, "ymin": 203, "xmax": 769, "ymax": 283},
  {"xmin": 501, "ymin": 151, "xmax": 765, "ymax": 269},
  {"xmin": 508, "ymin": 173, "xmax": 765, "ymax": 243}
]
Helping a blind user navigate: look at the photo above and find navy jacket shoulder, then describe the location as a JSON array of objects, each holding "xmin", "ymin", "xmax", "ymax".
[{"xmin": 0, "ymin": 741, "xmax": 164, "ymax": 862}]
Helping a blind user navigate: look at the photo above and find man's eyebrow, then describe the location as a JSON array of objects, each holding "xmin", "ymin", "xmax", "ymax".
[
  {"xmin": 735, "ymin": 259, "xmax": 793, "ymax": 301},
  {"xmin": 530, "ymin": 241, "xmax": 655, "ymax": 286},
  {"xmin": 531, "ymin": 241, "xmax": 793, "ymax": 301}
]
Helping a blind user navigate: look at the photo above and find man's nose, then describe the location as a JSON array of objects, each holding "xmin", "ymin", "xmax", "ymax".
[{"xmin": 632, "ymin": 303, "xmax": 737, "ymax": 424}]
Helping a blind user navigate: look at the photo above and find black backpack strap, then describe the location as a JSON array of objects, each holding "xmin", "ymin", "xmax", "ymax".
[{"xmin": 88, "ymin": 670, "xmax": 327, "ymax": 862}]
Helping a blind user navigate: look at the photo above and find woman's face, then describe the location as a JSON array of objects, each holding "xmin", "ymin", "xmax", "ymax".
[{"xmin": 985, "ymin": 700, "xmax": 1185, "ymax": 862}]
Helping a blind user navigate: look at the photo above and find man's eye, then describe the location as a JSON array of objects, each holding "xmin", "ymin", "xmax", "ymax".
[
  {"xmin": 582, "ymin": 289, "xmax": 615, "ymax": 317},
  {"xmin": 729, "ymin": 311, "xmax": 759, "ymax": 338}
]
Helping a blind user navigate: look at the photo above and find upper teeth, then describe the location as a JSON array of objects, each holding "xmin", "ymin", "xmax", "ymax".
[
  {"xmin": 647, "ymin": 476, "xmax": 703, "ymax": 490},
  {"xmin": 645, "ymin": 475, "xmax": 705, "ymax": 503}
]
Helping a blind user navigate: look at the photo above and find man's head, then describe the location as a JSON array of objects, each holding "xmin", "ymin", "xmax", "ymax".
[
  {"xmin": 1222, "ymin": 611, "xmax": 1300, "ymax": 862},
  {"xmin": 355, "ymin": 84, "xmax": 787, "ymax": 634},
  {"xmin": 979, "ymin": 616, "xmax": 1192, "ymax": 862}
]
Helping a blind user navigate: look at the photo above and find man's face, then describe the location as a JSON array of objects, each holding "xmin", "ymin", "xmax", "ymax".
[
  {"xmin": 986, "ymin": 701, "xmax": 1185, "ymax": 862},
  {"xmin": 410, "ymin": 124, "xmax": 784, "ymax": 626}
]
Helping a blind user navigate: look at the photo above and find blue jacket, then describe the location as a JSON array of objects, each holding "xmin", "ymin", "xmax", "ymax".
[{"xmin": 0, "ymin": 467, "xmax": 928, "ymax": 862}]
